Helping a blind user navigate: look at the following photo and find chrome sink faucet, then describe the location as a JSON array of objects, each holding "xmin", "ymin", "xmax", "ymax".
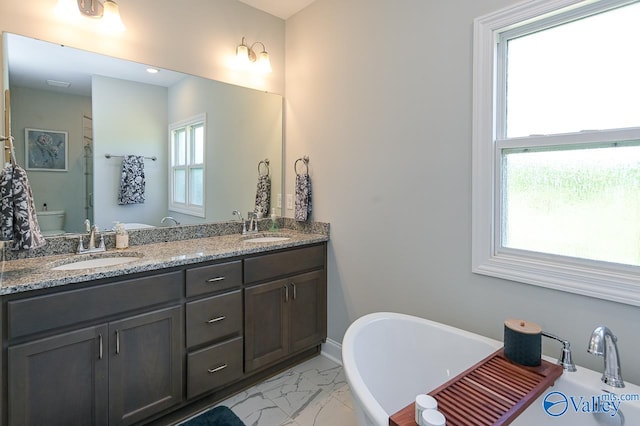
[
  {"xmin": 247, "ymin": 212, "xmax": 259, "ymax": 234},
  {"xmin": 78, "ymin": 219, "xmax": 106, "ymax": 254},
  {"xmin": 588, "ymin": 326, "xmax": 624, "ymax": 388},
  {"xmin": 161, "ymin": 216, "xmax": 180, "ymax": 226}
]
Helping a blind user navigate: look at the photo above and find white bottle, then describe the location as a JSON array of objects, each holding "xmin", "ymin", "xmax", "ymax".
[
  {"xmin": 415, "ymin": 394, "xmax": 437, "ymax": 424},
  {"xmin": 115, "ymin": 222, "xmax": 129, "ymax": 249},
  {"xmin": 421, "ymin": 409, "xmax": 446, "ymax": 426}
]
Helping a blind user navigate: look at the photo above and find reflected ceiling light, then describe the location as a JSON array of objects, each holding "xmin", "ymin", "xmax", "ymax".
[
  {"xmin": 46, "ymin": 79, "xmax": 72, "ymax": 88},
  {"xmin": 235, "ymin": 37, "xmax": 272, "ymax": 73},
  {"xmin": 146, "ymin": 68, "xmax": 159, "ymax": 74},
  {"xmin": 55, "ymin": 0, "xmax": 126, "ymax": 32}
]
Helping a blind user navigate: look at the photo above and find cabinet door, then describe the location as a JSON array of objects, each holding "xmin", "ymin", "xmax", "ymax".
[
  {"xmin": 8, "ymin": 325, "xmax": 109, "ymax": 426},
  {"xmin": 289, "ymin": 270, "xmax": 327, "ymax": 353},
  {"xmin": 108, "ymin": 306, "xmax": 183, "ymax": 426},
  {"xmin": 244, "ymin": 279, "xmax": 288, "ymax": 372}
]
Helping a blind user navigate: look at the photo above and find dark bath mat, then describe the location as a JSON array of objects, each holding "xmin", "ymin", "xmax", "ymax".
[{"xmin": 181, "ymin": 406, "xmax": 245, "ymax": 426}]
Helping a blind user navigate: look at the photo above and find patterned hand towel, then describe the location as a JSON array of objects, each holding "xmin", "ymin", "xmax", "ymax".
[
  {"xmin": 0, "ymin": 164, "xmax": 46, "ymax": 251},
  {"xmin": 254, "ymin": 175, "xmax": 271, "ymax": 217},
  {"xmin": 118, "ymin": 155, "xmax": 145, "ymax": 205},
  {"xmin": 295, "ymin": 173, "xmax": 312, "ymax": 222}
]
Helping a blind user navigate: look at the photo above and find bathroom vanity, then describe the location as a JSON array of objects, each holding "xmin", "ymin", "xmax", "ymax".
[{"xmin": 0, "ymin": 226, "xmax": 328, "ymax": 426}]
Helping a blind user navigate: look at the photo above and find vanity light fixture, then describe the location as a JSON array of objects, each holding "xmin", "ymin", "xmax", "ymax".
[
  {"xmin": 236, "ymin": 37, "xmax": 272, "ymax": 73},
  {"xmin": 55, "ymin": 0, "xmax": 126, "ymax": 32}
]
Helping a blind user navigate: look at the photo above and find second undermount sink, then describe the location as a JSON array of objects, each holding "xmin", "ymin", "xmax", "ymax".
[
  {"xmin": 243, "ymin": 236, "xmax": 291, "ymax": 243},
  {"xmin": 51, "ymin": 253, "xmax": 143, "ymax": 271}
]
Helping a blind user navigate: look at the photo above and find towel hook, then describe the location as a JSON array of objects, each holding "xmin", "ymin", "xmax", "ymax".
[
  {"xmin": 258, "ymin": 158, "xmax": 270, "ymax": 177},
  {"xmin": 295, "ymin": 155, "xmax": 309, "ymax": 176}
]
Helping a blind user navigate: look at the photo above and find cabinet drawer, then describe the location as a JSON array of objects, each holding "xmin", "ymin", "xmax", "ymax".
[
  {"xmin": 186, "ymin": 290, "xmax": 242, "ymax": 348},
  {"xmin": 7, "ymin": 271, "xmax": 183, "ymax": 340},
  {"xmin": 187, "ymin": 337, "xmax": 243, "ymax": 399},
  {"xmin": 244, "ymin": 245, "xmax": 325, "ymax": 283},
  {"xmin": 186, "ymin": 261, "xmax": 242, "ymax": 297}
]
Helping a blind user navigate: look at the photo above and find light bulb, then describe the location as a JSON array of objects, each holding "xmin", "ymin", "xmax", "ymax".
[
  {"xmin": 236, "ymin": 44, "xmax": 251, "ymax": 68},
  {"xmin": 255, "ymin": 51, "xmax": 272, "ymax": 73},
  {"xmin": 101, "ymin": 0, "xmax": 126, "ymax": 32},
  {"xmin": 55, "ymin": 0, "xmax": 81, "ymax": 19}
]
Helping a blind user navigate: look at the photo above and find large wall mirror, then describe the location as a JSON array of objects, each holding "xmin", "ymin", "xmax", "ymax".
[{"xmin": 3, "ymin": 32, "xmax": 283, "ymax": 235}]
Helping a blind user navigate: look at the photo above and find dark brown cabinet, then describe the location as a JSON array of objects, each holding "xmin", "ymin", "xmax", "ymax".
[
  {"xmin": 8, "ymin": 325, "xmax": 109, "ymax": 426},
  {"xmin": 2, "ymin": 242, "xmax": 327, "ymax": 425},
  {"xmin": 245, "ymin": 265, "xmax": 326, "ymax": 372},
  {"xmin": 185, "ymin": 262, "xmax": 244, "ymax": 399},
  {"xmin": 5, "ymin": 271, "xmax": 183, "ymax": 426},
  {"xmin": 7, "ymin": 306, "xmax": 182, "ymax": 426},
  {"xmin": 108, "ymin": 307, "xmax": 183, "ymax": 425}
]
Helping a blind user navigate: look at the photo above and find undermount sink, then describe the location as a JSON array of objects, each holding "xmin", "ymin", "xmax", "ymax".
[
  {"xmin": 243, "ymin": 236, "xmax": 291, "ymax": 243},
  {"xmin": 51, "ymin": 253, "xmax": 143, "ymax": 271}
]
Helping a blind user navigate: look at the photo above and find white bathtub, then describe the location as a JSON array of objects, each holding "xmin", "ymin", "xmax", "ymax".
[{"xmin": 343, "ymin": 312, "xmax": 640, "ymax": 426}]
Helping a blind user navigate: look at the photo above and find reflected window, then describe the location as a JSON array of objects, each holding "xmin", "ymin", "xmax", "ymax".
[{"xmin": 169, "ymin": 114, "xmax": 206, "ymax": 217}]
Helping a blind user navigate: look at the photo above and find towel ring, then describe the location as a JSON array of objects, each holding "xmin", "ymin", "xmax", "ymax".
[
  {"xmin": 295, "ymin": 156, "xmax": 309, "ymax": 176},
  {"xmin": 258, "ymin": 159, "xmax": 270, "ymax": 177}
]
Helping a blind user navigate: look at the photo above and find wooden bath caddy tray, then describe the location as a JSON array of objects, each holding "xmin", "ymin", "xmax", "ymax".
[{"xmin": 389, "ymin": 348, "xmax": 563, "ymax": 426}]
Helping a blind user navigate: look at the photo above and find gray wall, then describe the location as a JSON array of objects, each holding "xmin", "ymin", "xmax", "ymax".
[
  {"xmin": 92, "ymin": 76, "xmax": 168, "ymax": 229},
  {"xmin": 285, "ymin": 0, "xmax": 640, "ymax": 384},
  {"xmin": 10, "ymin": 86, "xmax": 90, "ymax": 233}
]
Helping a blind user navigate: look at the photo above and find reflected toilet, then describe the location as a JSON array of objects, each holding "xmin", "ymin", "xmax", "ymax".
[{"xmin": 36, "ymin": 210, "xmax": 66, "ymax": 236}]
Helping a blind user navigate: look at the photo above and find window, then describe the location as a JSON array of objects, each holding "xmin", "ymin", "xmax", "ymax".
[
  {"xmin": 472, "ymin": 0, "xmax": 640, "ymax": 305},
  {"xmin": 169, "ymin": 114, "xmax": 205, "ymax": 217}
]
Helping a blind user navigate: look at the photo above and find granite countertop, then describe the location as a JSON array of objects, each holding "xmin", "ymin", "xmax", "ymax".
[{"xmin": 0, "ymin": 229, "xmax": 328, "ymax": 296}]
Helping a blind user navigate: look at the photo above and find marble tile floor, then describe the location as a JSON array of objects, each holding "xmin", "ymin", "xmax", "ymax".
[{"xmin": 182, "ymin": 355, "xmax": 358, "ymax": 426}]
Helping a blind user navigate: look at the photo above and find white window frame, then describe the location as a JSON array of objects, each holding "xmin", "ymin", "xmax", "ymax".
[
  {"xmin": 168, "ymin": 113, "xmax": 206, "ymax": 217},
  {"xmin": 472, "ymin": 0, "xmax": 640, "ymax": 306}
]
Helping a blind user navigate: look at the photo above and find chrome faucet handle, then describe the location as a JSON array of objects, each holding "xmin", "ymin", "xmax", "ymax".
[
  {"xmin": 542, "ymin": 331, "xmax": 577, "ymax": 372},
  {"xmin": 77, "ymin": 235, "xmax": 86, "ymax": 254},
  {"xmin": 232, "ymin": 210, "xmax": 247, "ymax": 235}
]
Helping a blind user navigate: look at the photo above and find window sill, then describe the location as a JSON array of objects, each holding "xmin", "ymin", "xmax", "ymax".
[{"xmin": 473, "ymin": 250, "xmax": 640, "ymax": 306}]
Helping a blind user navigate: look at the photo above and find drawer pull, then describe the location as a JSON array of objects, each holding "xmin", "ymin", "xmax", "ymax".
[
  {"xmin": 207, "ymin": 315, "xmax": 226, "ymax": 324},
  {"xmin": 207, "ymin": 276, "xmax": 226, "ymax": 283},
  {"xmin": 284, "ymin": 285, "xmax": 289, "ymax": 302},
  {"xmin": 208, "ymin": 364, "xmax": 228, "ymax": 374},
  {"xmin": 98, "ymin": 334, "xmax": 103, "ymax": 360},
  {"xmin": 115, "ymin": 330, "xmax": 120, "ymax": 355},
  {"xmin": 291, "ymin": 283, "xmax": 297, "ymax": 300}
]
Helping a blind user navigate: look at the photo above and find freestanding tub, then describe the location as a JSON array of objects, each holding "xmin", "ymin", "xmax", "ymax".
[{"xmin": 343, "ymin": 312, "xmax": 640, "ymax": 426}]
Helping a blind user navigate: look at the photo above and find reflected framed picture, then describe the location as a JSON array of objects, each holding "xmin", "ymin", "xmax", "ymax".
[{"xmin": 25, "ymin": 128, "xmax": 68, "ymax": 171}]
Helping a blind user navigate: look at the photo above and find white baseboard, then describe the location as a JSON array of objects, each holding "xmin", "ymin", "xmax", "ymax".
[{"xmin": 321, "ymin": 338, "xmax": 342, "ymax": 365}]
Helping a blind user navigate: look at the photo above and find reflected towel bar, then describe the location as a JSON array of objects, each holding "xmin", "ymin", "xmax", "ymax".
[{"xmin": 105, "ymin": 154, "xmax": 157, "ymax": 161}]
